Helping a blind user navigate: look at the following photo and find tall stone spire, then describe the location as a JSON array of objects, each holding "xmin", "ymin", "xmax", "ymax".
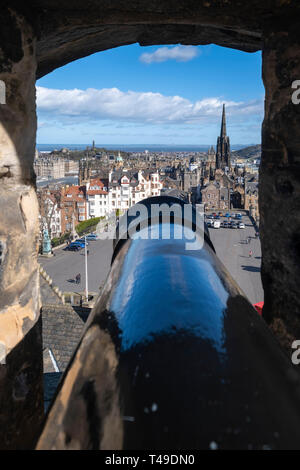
[
  {"xmin": 216, "ymin": 104, "xmax": 231, "ymax": 170},
  {"xmin": 220, "ymin": 103, "xmax": 226, "ymax": 137}
]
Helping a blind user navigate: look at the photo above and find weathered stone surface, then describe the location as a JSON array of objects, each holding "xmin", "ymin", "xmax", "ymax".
[
  {"xmin": 0, "ymin": 9, "xmax": 43, "ymax": 449},
  {"xmin": 2, "ymin": 1, "xmax": 299, "ymax": 78},
  {"xmin": 260, "ymin": 29, "xmax": 300, "ymax": 344},
  {"xmin": 0, "ymin": 316, "xmax": 43, "ymax": 449}
]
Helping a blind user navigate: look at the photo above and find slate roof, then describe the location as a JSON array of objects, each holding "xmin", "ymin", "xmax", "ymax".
[{"xmin": 42, "ymin": 304, "xmax": 89, "ymax": 372}]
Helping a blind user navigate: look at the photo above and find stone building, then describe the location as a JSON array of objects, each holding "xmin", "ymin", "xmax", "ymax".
[
  {"xmin": 231, "ymin": 184, "xmax": 245, "ymax": 209},
  {"xmin": 201, "ymin": 182, "xmax": 231, "ymax": 211},
  {"xmin": 78, "ymin": 159, "xmax": 92, "ymax": 186},
  {"xmin": 64, "ymin": 160, "xmax": 79, "ymax": 175},
  {"xmin": 34, "ymin": 158, "xmax": 65, "ymax": 179},
  {"xmin": 244, "ymin": 181, "xmax": 259, "ymax": 222},
  {"xmin": 201, "ymin": 182, "xmax": 220, "ymax": 211}
]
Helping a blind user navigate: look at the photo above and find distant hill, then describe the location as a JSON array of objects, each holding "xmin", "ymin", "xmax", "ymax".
[{"xmin": 232, "ymin": 144, "xmax": 261, "ymax": 160}]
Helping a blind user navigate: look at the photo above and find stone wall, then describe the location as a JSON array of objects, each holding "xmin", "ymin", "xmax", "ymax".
[
  {"xmin": 0, "ymin": 8, "xmax": 43, "ymax": 449},
  {"xmin": 260, "ymin": 27, "xmax": 300, "ymax": 344}
]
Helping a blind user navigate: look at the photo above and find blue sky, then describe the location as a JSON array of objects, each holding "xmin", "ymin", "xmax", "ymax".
[{"xmin": 36, "ymin": 44, "xmax": 264, "ymax": 146}]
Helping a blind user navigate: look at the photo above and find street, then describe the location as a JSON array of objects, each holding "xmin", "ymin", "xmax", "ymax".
[
  {"xmin": 207, "ymin": 212, "xmax": 263, "ymax": 305},
  {"xmin": 39, "ymin": 238, "xmax": 114, "ymax": 295},
  {"xmin": 40, "ymin": 212, "xmax": 263, "ymax": 306}
]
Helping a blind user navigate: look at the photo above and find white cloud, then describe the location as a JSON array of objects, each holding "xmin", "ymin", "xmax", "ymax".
[
  {"xmin": 37, "ymin": 86, "xmax": 263, "ymax": 127},
  {"xmin": 140, "ymin": 45, "xmax": 199, "ymax": 64}
]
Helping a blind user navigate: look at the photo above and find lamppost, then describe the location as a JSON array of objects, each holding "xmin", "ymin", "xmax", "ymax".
[
  {"xmin": 71, "ymin": 212, "xmax": 76, "ymax": 241},
  {"xmin": 84, "ymin": 235, "xmax": 88, "ymax": 302}
]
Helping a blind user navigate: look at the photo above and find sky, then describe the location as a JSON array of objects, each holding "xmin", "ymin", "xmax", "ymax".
[{"xmin": 36, "ymin": 43, "xmax": 264, "ymax": 146}]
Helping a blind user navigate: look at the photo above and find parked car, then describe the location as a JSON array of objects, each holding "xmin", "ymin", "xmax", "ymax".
[
  {"xmin": 86, "ymin": 233, "xmax": 98, "ymax": 240},
  {"xmin": 206, "ymin": 220, "xmax": 213, "ymax": 227},
  {"xmin": 236, "ymin": 214, "xmax": 242, "ymax": 220},
  {"xmin": 77, "ymin": 238, "xmax": 89, "ymax": 245},
  {"xmin": 213, "ymin": 220, "xmax": 221, "ymax": 229},
  {"xmin": 222, "ymin": 221, "xmax": 229, "ymax": 228},
  {"xmin": 65, "ymin": 244, "xmax": 81, "ymax": 251},
  {"xmin": 70, "ymin": 241, "xmax": 85, "ymax": 248},
  {"xmin": 225, "ymin": 212, "xmax": 231, "ymax": 218},
  {"xmin": 238, "ymin": 222, "xmax": 245, "ymax": 229},
  {"xmin": 231, "ymin": 223, "xmax": 238, "ymax": 229}
]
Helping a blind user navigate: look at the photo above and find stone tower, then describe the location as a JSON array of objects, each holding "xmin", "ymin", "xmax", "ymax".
[
  {"xmin": 216, "ymin": 104, "xmax": 231, "ymax": 170},
  {"xmin": 78, "ymin": 158, "xmax": 91, "ymax": 186}
]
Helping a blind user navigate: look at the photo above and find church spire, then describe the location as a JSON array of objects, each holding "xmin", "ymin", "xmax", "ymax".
[
  {"xmin": 216, "ymin": 104, "xmax": 231, "ymax": 170},
  {"xmin": 220, "ymin": 103, "xmax": 226, "ymax": 137}
]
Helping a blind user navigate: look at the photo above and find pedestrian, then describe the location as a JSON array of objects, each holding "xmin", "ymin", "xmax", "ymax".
[
  {"xmin": 249, "ymin": 250, "xmax": 253, "ymax": 258},
  {"xmin": 75, "ymin": 273, "xmax": 81, "ymax": 284},
  {"xmin": 87, "ymin": 249, "xmax": 89, "ymax": 256}
]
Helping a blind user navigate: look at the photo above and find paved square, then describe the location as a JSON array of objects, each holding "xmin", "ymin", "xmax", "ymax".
[{"xmin": 208, "ymin": 213, "xmax": 263, "ymax": 304}]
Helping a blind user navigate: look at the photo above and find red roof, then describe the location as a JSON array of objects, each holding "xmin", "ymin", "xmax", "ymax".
[
  {"xmin": 87, "ymin": 190, "xmax": 108, "ymax": 195},
  {"xmin": 63, "ymin": 185, "xmax": 86, "ymax": 202}
]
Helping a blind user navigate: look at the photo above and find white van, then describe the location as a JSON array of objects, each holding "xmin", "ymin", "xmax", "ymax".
[{"xmin": 213, "ymin": 220, "xmax": 221, "ymax": 229}]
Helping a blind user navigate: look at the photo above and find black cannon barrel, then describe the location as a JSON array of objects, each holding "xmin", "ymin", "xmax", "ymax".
[{"xmin": 38, "ymin": 196, "xmax": 300, "ymax": 450}]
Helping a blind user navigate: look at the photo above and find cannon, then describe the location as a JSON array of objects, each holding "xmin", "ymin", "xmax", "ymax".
[{"xmin": 37, "ymin": 196, "xmax": 300, "ymax": 450}]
